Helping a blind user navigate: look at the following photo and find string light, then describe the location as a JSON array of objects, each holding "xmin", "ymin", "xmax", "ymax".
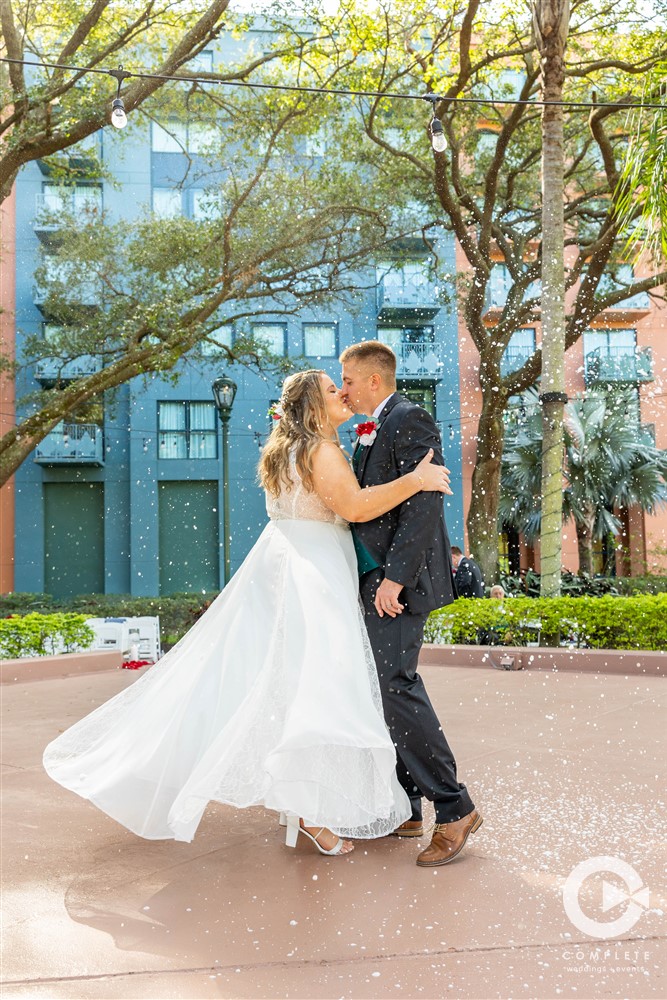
[
  {"xmin": 1, "ymin": 56, "xmax": 665, "ymax": 114},
  {"xmin": 429, "ymin": 116, "xmax": 447, "ymax": 153},
  {"xmin": 109, "ymin": 65, "xmax": 130, "ymax": 129}
]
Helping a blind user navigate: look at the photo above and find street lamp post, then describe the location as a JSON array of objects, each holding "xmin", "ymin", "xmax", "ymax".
[{"xmin": 211, "ymin": 374, "xmax": 238, "ymax": 586}]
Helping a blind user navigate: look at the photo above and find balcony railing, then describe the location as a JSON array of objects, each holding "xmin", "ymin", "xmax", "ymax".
[
  {"xmin": 35, "ymin": 356, "xmax": 101, "ymax": 384},
  {"xmin": 500, "ymin": 345, "xmax": 534, "ymax": 377},
  {"xmin": 394, "ymin": 341, "xmax": 444, "ymax": 378},
  {"xmin": 33, "ymin": 270, "xmax": 100, "ymax": 310},
  {"xmin": 376, "ymin": 276, "xmax": 440, "ymax": 320},
  {"xmin": 585, "ymin": 346, "xmax": 653, "ymax": 385},
  {"xmin": 34, "ymin": 423, "xmax": 104, "ymax": 466}
]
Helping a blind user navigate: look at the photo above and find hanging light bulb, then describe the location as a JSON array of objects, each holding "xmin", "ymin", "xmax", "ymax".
[
  {"xmin": 111, "ymin": 97, "xmax": 127, "ymax": 129},
  {"xmin": 449, "ymin": 424, "xmax": 455, "ymax": 440},
  {"xmin": 109, "ymin": 65, "xmax": 131, "ymax": 130},
  {"xmin": 429, "ymin": 117, "xmax": 447, "ymax": 153}
]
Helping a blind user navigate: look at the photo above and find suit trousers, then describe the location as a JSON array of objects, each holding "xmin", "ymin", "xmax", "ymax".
[{"xmin": 360, "ymin": 571, "xmax": 475, "ymax": 824}]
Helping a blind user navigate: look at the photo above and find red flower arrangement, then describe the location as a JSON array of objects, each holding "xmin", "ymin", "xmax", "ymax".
[{"xmin": 355, "ymin": 420, "xmax": 378, "ymax": 445}]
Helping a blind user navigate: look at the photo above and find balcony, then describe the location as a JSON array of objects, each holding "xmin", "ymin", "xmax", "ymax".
[
  {"xmin": 33, "ymin": 262, "xmax": 101, "ymax": 313},
  {"xmin": 394, "ymin": 341, "xmax": 443, "ymax": 378},
  {"xmin": 585, "ymin": 346, "xmax": 653, "ymax": 385},
  {"xmin": 34, "ymin": 423, "xmax": 104, "ymax": 466},
  {"xmin": 500, "ymin": 345, "xmax": 534, "ymax": 378},
  {"xmin": 33, "ymin": 189, "xmax": 103, "ymax": 243},
  {"xmin": 376, "ymin": 273, "xmax": 440, "ymax": 321},
  {"xmin": 35, "ymin": 355, "xmax": 101, "ymax": 386}
]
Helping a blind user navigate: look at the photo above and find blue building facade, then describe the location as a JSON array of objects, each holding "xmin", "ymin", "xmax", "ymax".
[{"xmin": 12, "ymin": 49, "xmax": 466, "ymax": 598}]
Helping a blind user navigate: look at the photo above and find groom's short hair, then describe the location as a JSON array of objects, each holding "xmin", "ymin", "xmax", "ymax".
[{"xmin": 339, "ymin": 341, "xmax": 397, "ymax": 384}]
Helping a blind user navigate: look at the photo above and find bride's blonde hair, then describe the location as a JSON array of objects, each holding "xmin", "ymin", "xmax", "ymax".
[{"xmin": 259, "ymin": 370, "xmax": 334, "ymax": 496}]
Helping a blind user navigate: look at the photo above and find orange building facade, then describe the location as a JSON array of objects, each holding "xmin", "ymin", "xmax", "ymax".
[{"xmin": 456, "ymin": 240, "xmax": 667, "ymax": 578}]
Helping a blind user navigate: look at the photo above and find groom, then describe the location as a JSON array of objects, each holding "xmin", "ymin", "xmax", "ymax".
[{"xmin": 340, "ymin": 341, "xmax": 482, "ymax": 866}]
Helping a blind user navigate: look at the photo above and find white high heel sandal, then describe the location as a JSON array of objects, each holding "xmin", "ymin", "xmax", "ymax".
[{"xmin": 284, "ymin": 814, "xmax": 354, "ymax": 856}]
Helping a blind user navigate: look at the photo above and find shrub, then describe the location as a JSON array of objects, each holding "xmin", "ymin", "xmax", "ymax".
[
  {"xmin": 0, "ymin": 613, "xmax": 95, "ymax": 659},
  {"xmin": 426, "ymin": 594, "xmax": 667, "ymax": 651},
  {"xmin": 0, "ymin": 593, "xmax": 217, "ymax": 645}
]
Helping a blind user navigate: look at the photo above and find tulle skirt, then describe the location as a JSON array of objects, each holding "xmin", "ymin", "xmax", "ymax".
[{"xmin": 43, "ymin": 517, "xmax": 411, "ymax": 842}]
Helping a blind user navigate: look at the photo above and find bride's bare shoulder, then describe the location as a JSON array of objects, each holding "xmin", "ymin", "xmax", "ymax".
[{"xmin": 312, "ymin": 439, "xmax": 349, "ymax": 464}]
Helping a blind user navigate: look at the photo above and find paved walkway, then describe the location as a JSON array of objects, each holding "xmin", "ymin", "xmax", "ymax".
[{"xmin": 2, "ymin": 664, "xmax": 665, "ymax": 999}]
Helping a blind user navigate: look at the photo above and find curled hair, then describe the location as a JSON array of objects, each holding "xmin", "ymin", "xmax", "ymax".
[{"xmin": 258, "ymin": 370, "xmax": 333, "ymax": 496}]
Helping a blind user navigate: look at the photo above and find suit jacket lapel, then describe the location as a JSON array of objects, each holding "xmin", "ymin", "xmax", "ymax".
[{"xmin": 357, "ymin": 393, "xmax": 401, "ymax": 483}]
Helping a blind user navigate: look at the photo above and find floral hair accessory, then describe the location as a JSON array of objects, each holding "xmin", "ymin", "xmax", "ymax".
[
  {"xmin": 355, "ymin": 420, "xmax": 378, "ymax": 446},
  {"xmin": 268, "ymin": 401, "xmax": 284, "ymax": 420}
]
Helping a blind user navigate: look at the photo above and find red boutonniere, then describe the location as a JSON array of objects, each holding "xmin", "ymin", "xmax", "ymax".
[{"xmin": 355, "ymin": 420, "xmax": 378, "ymax": 446}]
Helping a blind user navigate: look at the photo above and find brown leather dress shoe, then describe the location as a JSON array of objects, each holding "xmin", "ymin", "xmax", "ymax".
[
  {"xmin": 416, "ymin": 810, "xmax": 483, "ymax": 867},
  {"xmin": 393, "ymin": 819, "xmax": 424, "ymax": 838}
]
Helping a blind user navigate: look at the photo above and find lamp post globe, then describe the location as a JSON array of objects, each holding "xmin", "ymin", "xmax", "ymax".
[
  {"xmin": 212, "ymin": 374, "xmax": 237, "ymax": 421},
  {"xmin": 211, "ymin": 374, "xmax": 237, "ymax": 586}
]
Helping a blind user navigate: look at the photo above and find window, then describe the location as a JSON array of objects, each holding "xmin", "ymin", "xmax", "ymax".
[
  {"xmin": 378, "ymin": 325, "xmax": 434, "ymax": 348},
  {"xmin": 152, "ymin": 188, "xmax": 182, "ymax": 217},
  {"xmin": 377, "ymin": 259, "xmax": 432, "ymax": 294},
  {"xmin": 200, "ymin": 324, "xmax": 233, "ymax": 355},
  {"xmin": 192, "ymin": 188, "xmax": 222, "ymax": 220},
  {"xmin": 152, "ymin": 120, "xmax": 218, "ymax": 154},
  {"xmin": 158, "ymin": 401, "xmax": 217, "ymax": 459},
  {"xmin": 41, "ymin": 184, "xmax": 102, "ymax": 215},
  {"xmin": 501, "ymin": 329, "xmax": 536, "ymax": 375},
  {"xmin": 253, "ymin": 323, "xmax": 287, "ymax": 356},
  {"xmin": 303, "ymin": 323, "xmax": 337, "ymax": 357},
  {"xmin": 152, "ymin": 121, "xmax": 188, "ymax": 152},
  {"xmin": 399, "ymin": 385, "xmax": 435, "ymax": 418},
  {"xmin": 189, "ymin": 50, "xmax": 214, "ymax": 72},
  {"xmin": 188, "ymin": 123, "xmax": 219, "ymax": 153}
]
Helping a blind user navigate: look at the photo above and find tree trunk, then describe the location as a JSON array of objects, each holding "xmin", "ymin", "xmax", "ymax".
[
  {"xmin": 534, "ymin": 0, "xmax": 570, "ymax": 597},
  {"xmin": 576, "ymin": 514, "xmax": 595, "ymax": 576},
  {"xmin": 466, "ymin": 392, "xmax": 505, "ymax": 586}
]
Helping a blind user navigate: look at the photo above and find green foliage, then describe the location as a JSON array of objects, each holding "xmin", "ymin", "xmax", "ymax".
[
  {"xmin": 617, "ymin": 69, "xmax": 667, "ymax": 263},
  {"xmin": 0, "ymin": 593, "xmax": 217, "ymax": 645},
  {"xmin": 500, "ymin": 569, "xmax": 632, "ymax": 597},
  {"xmin": 0, "ymin": 612, "xmax": 95, "ymax": 658},
  {"xmin": 500, "ymin": 388, "xmax": 667, "ymax": 574},
  {"xmin": 426, "ymin": 595, "xmax": 667, "ymax": 651}
]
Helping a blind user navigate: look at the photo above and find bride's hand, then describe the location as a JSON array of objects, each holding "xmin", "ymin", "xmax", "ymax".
[{"xmin": 415, "ymin": 449, "xmax": 453, "ymax": 495}]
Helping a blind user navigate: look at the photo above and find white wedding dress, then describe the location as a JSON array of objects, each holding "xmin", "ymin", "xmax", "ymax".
[{"xmin": 43, "ymin": 457, "xmax": 411, "ymax": 842}]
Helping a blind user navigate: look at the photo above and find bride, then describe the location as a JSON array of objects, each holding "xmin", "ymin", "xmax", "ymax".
[{"xmin": 43, "ymin": 370, "xmax": 451, "ymax": 857}]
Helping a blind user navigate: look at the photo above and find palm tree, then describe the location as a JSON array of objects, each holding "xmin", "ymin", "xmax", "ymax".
[
  {"xmin": 532, "ymin": 0, "xmax": 571, "ymax": 597},
  {"xmin": 500, "ymin": 389, "xmax": 667, "ymax": 575},
  {"xmin": 616, "ymin": 70, "xmax": 667, "ymax": 263}
]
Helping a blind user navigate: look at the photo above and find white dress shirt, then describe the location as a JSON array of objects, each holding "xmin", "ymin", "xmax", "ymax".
[{"xmin": 372, "ymin": 393, "xmax": 395, "ymax": 422}]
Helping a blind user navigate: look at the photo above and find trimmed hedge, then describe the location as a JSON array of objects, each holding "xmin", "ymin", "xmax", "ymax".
[
  {"xmin": 425, "ymin": 595, "xmax": 667, "ymax": 652},
  {"xmin": 3, "ymin": 592, "xmax": 667, "ymax": 652},
  {"xmin": 499, "ymin": 572, "xmax": 667, "ymax": 598},
  {"xmin": 0, "ymin": 593, "xmax": 217, "ymax": 646},
  {"xmin": 0, "ymin": 613, "xmax": 95, "ymax": 659}
]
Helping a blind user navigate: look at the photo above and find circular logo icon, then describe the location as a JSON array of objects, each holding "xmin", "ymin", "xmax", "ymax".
[{"xmin": 563, "ymin": 856, "xmax": 650, "ymax": 939}]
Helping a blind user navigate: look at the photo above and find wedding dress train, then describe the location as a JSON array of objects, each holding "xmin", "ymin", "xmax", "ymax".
[{"xmin": 43, "ymin": 462, "xmax": 411, "ymax": 842}]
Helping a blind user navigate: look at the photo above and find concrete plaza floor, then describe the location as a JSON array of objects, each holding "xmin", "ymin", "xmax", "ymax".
[{"xmin": 2, "ymin": 662, "xmax": 666, "ymax": 1000}]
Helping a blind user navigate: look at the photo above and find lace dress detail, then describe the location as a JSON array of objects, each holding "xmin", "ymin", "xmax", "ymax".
[
  {"xmin": 43, "ymin": 452, "xmax": 410, "ymax": 843},
  {"xmin": 266, "ymin": 453, "xmax": 347, "ymax": 526}
]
